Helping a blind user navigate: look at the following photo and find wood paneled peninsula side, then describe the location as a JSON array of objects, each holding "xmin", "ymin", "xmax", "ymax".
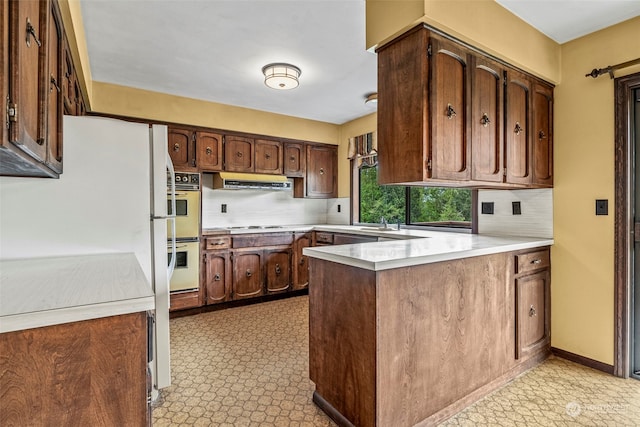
[{"xmin": 303, "ymin": 233, "xmax": 553, "ymax": 427}]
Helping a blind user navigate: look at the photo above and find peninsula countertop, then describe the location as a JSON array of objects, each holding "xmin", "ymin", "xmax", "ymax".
[
  {"xmin": 303, "ymin": 228, "xmax": 553, "ymax": 271},
  {"xmin": 0, "ymin": 253, "xmax": 154, "ymax": 333}
]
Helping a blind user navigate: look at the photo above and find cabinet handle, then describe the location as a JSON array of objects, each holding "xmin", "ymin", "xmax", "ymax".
[
  {"xmin": 446, "ymin": 104, "xmax": 457, "ymax": 119},
  {"xmin": 299, "ymin": 258, "xmax": 305, "ymax": 265},
  {"xmin": 25, "ymin": 18, "xmax": 42, "ymax": 47},
  {"xmin": 514, "ymin": 122, "xmax": 523, "ymax": 135},
  {"xmin": 246, "ymin": 269, "xmax": 252, "ymax": 278},
  {"xmin": 173, "ymin": 143, "xmax": 180, "ymax": 152},
  {"xmin": 531, "ymin": 259, "xmax": 542, "ymax": 265},
  {"xmin": 214, "ymin": 273, "xmax": 221, "ymax": 281},
  {"xmin": 529, "ymin": 305, "xmax": 537, "ymax": 317},
  {"xmin": 210, "ymin": 242, "xmax": 225, "ymax": 246},
  {"xmin": 290, "ymin": 156, "xmax": 296, "ymax": 162},
  {"xmin": 236, "ymin": 152, "xmax": 243, "ymax": 158},
  {"xmin": 275, "ymin": 264, "xmax": 281, "ymax": 275},
  {"xmin": 206, "ymin": 147, "xmax": 212, "ymax": 155},
  {"xmin": 319, "ymin": 168, "xmax": 325, "ymax": 175},
  {"xmin": 539, "ymin": 130, "xmax": 546, "ymax": 139},
  {"xmin": 265, "ymin": 153, "xmax": 271, "ymax": 159},
  {"xmin": 480, "ymin": 113, "xmax": 491, "ymax": 127},
  {"xmin": 50, "ymin": 75, "xmax": 61, "ymax": 93}
]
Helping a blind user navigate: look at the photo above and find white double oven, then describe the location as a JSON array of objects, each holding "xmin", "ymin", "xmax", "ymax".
[{"xmin": 168, "ymin": 172, "xmax": 200, "ymax": 292}]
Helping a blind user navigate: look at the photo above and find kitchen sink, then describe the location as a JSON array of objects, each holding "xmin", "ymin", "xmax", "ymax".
[{"xmin": 359, "ymin": 226, "xmax": 396, "ymax": 232}]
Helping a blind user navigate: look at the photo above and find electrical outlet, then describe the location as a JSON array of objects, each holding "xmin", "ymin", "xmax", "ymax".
[
  {"xmin": 337, "ymin": 204, "xmax": 341, "ymax": 213},
  {"xmin": 595, "ymin": 199, "xmax": 608, "ymax": 215},
  {"xmin": 221, "ymin": 204, "xmax": 227, "ymax": 213},
  {"xmin": 481, "ymin": 202, "xmax": 494, "ymax": 215},
  {"xmin": 512, "ymin": 201, "xmax": 522, "ymax": 215}
]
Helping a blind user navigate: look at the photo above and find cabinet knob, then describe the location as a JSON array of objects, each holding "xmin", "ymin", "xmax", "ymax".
[
  {"xmin": 206, "ymin": 147, "xmax": 212, "ymax": 155},
  {"xmin": 299, "ymin": 258, "xmax": 305, "ymax": 266},
  {"xmin": 480, "ymin": 113, "xmax": 491, "ymax": 127},
  {"xmin": 446, "ymin": 104, "xmax": 457, "ymax": 119},
  {"xmin": 246, "ymin": 269, "xmax": 252, "ymax": 278},
  {"xmin": 173, "ymin": 143, "xmax": 180, "ymax": 152},
  {"xmin": 514, "ymin": 122, "xmax": 523, "ymax": 135},
  {"xmin": 529, "ymin": 305, "xmax": 537, "ymax": 317},
  {"xmin": 538, "ymin": 130, "xmax": 546, "ymax": 140},
  {"xmin": 25, "ymin": 18, "xmax": 42, "ymax": 47},
  {"xmin": 275, "ymin": 264, "xmax": 281, "ymax": 275},
  {"xmin": 214, "ymin": 273, "xmax": 221, "ymax": 281},
  {"xmin": 319, "ymin": 168, "xmax": 325, "ymax": 175},
  {"xmin": 290, "ymin": 156, "xmax": 296, "ymax": 162},
  {"xmin": 237, "ymin": 152, "xmax": 243, "ymax": 158},
  {"xmin": 531, "ymin": 259, "xmax": 542, "ymax": 264}
]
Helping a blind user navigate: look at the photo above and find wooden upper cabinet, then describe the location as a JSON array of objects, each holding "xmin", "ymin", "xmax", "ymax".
[
  {"xmin": 532, "ymin": 82, "xmax": 553, "ymax": 187},
  {"xmin": 377, "ymin": 27, "xmax": 429, "ymax": 185},
  {"xmin": 168, "ymin": 127, "xmax": 196, "ymax": 171},
  {"xmin": 284, "ymin": 142, "xmax": 305, "ymax": 177},
  {"xmin": 505, "ymin": 69, "xmax": 532, "ymax": 185},
  {"xmin": 471, "ymin": 56, "xmax": 504, "ymax": 183},
  {"xmin": 224, "ymin": 136, "xmax": 254, "ymax": 173},
  {"xmin": 255, "ymin": 139, "xmax": 283, "ymax": 174},
  {"xmin": 430, "ymin": 35, "xmax": 470, "ymax": 181},
  {"xmin": 306, "ymin": 144, "xmax": 337, "ymax": 198},
  {"xmin": 197, "ymin": 131, "xmax": 223, "ymax": 171},
  {"xmin": 44, "ymin": 0, "xmax": 63, "ymax": 174}
]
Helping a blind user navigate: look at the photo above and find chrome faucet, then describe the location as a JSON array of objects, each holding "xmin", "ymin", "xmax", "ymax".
[{"xmin": 380, "ymin": 217, "xmax": 388, "ymax": 229}]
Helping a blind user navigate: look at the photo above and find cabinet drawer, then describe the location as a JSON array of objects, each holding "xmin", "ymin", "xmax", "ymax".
[
  {"xmin": 515, "ymin": 249, "xmax": 550, "ymax": 274},
  {"xmin": 205, "ymin": 236, "xmax": 231, "ymax": 250},
  {"xmin": 232, "ymin": 233, "xmax": 293, "ymax": 248},
  {"xmin": 314, "ymin": 232, "xmax": 334, "ymax": 245}
]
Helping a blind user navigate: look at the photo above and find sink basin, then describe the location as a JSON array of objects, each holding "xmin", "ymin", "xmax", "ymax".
[{"xmin": 359, "ymin": 226, "xmax": 396, "ymax": 232}]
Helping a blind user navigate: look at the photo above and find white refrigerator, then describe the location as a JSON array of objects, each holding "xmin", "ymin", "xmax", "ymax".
[{"xmin": 0, "ymin": 115, "xmax": 173, "ymax": 398}]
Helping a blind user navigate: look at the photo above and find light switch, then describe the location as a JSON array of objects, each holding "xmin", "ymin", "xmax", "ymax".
[{"xmin": 481, "ymin": 202, "xmax": 494, "ymax": 215}]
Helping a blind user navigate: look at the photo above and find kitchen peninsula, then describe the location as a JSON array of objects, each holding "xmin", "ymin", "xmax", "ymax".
[{"xmin": 303, "ymin": 231, "xmax": 553, "ymax": 427}]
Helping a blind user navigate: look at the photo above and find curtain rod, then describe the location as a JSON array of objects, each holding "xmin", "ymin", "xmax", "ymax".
[{"xmin": 585, "ymin": 57, "xmax": 640, "ymax": 79}]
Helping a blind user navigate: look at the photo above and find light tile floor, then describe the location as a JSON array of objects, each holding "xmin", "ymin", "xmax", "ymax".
[{"xmin": 153, "ymin": 295, "xmax": 640, "ymax": 426}]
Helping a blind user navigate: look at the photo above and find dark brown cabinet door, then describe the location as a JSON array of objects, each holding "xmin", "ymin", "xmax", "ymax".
[
  {"xmin": 197, "ymin": 131, "xmax": 223, "ymax": 171},
  {"xmin": 44, "ymin": 0, "xmax": 63, "ymax": 174},
  {"xmin": 515, "ymin": 269, "xmax": 550, "ymax": 359},
  {"xmin": 255, "ymin": 139, "xmax": 283, "ymax": 174},
  {"xmin": 505, "ymin": 69, "xmax": 532, "ymax": 185},
  {"xmin": 292, "ymin": 233, "xmax": 311, "ymax": 290},
  {"xmin": 265, "ymin": 249, "xmax": 291, "ymax": 293},
  {"xmin": 205, "ymin": 251, "xmax": 230, "ymax": 304},
  {"xmin": 284, "ymin": 142, "xmax": 305, "ymax": 177},
  {"xmin": 232, "ymin": 250, "xmax": 263, "ymax": 299},
  {"xmin": 62, "ymin": 40, "xmax": 76, "ymax": 115},
  {"xmin": 168, "ymin": 128, "xmax": 195, "ymax": 171},
  {"xmin": 224, "ymin": 136, "xmax": 254, "ymax": 173},
  {"xmin": 532, "ymin": 82, "xmax": 553, "ymax": 187},
  {"xmin": 430, "ymin": 35, "xmax": 470, "ymax": 181},
  {"xmin": 471, "ymin": 56, "xmax": 504, "ymax": 182},
  {"xmin": 306, "ymin": 144, "xmax": 337, "ymax": 198}
]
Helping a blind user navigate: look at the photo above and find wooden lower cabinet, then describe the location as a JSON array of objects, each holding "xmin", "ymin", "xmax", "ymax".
[
  {"xmin": 292, "ymin": 232, "xmax": 311, "ymax": 290},
  {"xmin": 264, "ymin": 248, "xmax": 291, "ymax": 294},
  {"xmin": 204, "ymin": 250, "xmax": 231, "ymax": 304},
  {"xmin": 0, "ymin": 312, "xmax": 149, "ymax": 426},
  {"xmin": 308, "ymin": 247, "xmax": 551, "ymax": 427},
  {"xmin": 232, "ymin": 249, "xmax": 264, "ymax": 299}
]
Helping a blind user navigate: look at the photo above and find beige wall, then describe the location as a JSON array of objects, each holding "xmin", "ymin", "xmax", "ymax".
[{"xmin": 553, "ymin": 17, "xmax": 640, "ymax": 365}]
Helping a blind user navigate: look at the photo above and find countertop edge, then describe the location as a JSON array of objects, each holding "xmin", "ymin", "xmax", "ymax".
[{"xmin": 0, "ymin": 296, "xmax": 155, "ymax": 334}]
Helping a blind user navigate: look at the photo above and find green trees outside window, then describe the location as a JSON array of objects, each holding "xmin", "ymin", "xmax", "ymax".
[{"xmin": 359, "ymin": 165, "xmax": 472, "ymax": 228}]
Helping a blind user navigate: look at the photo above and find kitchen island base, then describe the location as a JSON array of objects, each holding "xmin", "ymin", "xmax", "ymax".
[{"xmin": 308, "ymin": 248, "xmax": 551, "ymax": 427}]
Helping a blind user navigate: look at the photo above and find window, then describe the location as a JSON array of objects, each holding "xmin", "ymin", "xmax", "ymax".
[{"xmin": 356, "ymin": 165, "xmax": 473, "ymax": 229}]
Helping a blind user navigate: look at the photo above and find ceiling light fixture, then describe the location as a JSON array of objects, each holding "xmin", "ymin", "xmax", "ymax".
[
  {"xmin": 365, "ymin": 93, "xmax": 378, "ymax": 106},
  {"xmin": 262, "ymin": 63, "xmax": 301, "ymax": 90}
]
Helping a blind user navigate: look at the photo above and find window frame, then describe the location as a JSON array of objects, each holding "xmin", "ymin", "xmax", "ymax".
[{"xmin": 350, "ymin": 159, "xmax": 478, "ymax": 233}]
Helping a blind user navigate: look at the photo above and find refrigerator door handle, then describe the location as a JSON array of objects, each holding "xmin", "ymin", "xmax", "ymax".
[{"xmin": 167, "ymin": 155, "xmax": 177, "ymax": 281}]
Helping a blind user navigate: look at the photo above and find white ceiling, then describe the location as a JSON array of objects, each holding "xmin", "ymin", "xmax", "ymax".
[{"xmin": 80, "ymin": 0, "xmax": 640, "ymax": 125}]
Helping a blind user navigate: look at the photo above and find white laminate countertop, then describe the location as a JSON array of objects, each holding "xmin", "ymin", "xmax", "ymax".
[
  {"xmin": 303, "ymin": 227, "xmax": 554, "ymax": 271},
  {"xmin": 0, "ymin": 253, "xmax": 154, "ymax": 333}
]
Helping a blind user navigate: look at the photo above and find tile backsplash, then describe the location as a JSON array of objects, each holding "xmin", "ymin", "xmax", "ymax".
[
  {"xmin": 477, "ymin": 188, "xmax": 553, "ymax": 238},
  {"xmin": 201, "ymin": 174, "xmax": 350, "ymax": 228}
]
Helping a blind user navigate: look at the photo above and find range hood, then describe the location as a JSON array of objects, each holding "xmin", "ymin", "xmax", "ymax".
[{"xmin": 213, "ymin": 172, "xmax": 292, "ymax": 190}]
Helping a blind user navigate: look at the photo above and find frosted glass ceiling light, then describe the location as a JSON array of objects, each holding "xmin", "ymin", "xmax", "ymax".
[{"xmin": 262, "ymin": 63, "xmax": 301, "ymax": 90}]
